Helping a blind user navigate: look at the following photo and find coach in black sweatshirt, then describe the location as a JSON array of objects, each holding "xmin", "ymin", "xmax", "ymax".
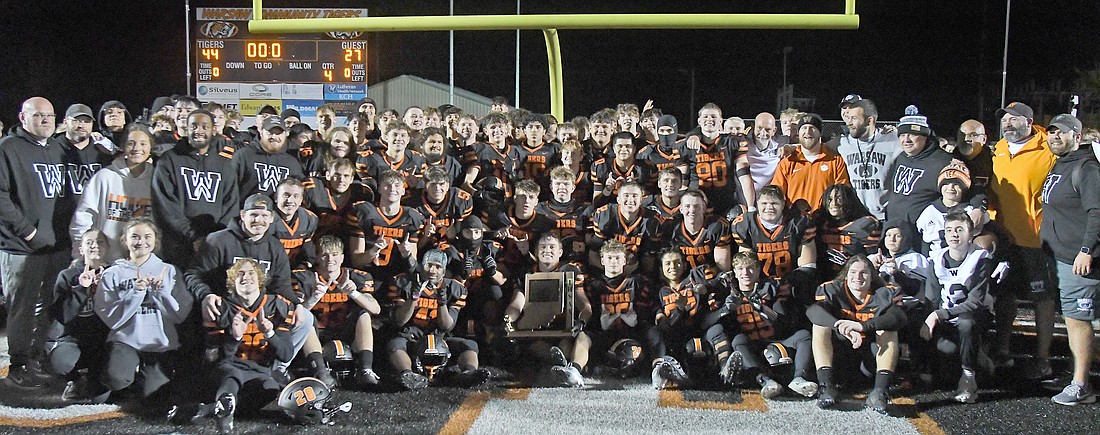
[
  {"xmin": 0, "ymin": 97, "xmax": 75, "ymax": 387},
  {"xmin": 185, "ymin": 193, "xmax": 294, "ymax": 306},
  {"xmin": 232, "ymin": 116, "xmax": 304, "ymax": 201},
  {"xmin": 884, "ymin": 107, "xmax": 957, "ymax": 231},
  {"xmin": 152, "ymin": 110, "xmax": 239, "ymax": 266},
  {"xmin": 1038, "ymin": 114, "xmax": 1100, "ymax": 405}
]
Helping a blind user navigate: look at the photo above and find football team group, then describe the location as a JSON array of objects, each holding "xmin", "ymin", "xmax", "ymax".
[{"xmin": 0, "ymin": 92, "xmax": 1096, "ymax": 432}]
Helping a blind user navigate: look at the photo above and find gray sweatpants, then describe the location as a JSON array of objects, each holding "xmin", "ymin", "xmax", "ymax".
[{"xmin": 1, "ymin": 250, "xmax": 70, "ymax": 366}]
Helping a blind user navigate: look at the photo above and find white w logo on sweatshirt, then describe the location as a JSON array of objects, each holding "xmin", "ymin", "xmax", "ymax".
[
  {"xmin": 253, "ymin": 163, "xmax": 290, "ymax": 193},
  {"xmin": 33, "ymin": 163, "xmax": 66, "ymax": 198},
  {"xmin": 180, "ymin": 167, "xmax": 221, "ymax": 202}
]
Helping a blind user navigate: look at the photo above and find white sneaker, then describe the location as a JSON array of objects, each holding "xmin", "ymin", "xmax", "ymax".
[
  {"xmin": 760, "ymin": 379, "xmax": 782, "ymax": 399},
  {"xmin": 788, "ymin": 376, "xmax": 819, "ymax": 398},
  {"xmin": 651, "ymin": 362, "xmax": 668, "ymax": 390},
  {"xmin": 1052, "ymin": 382, "xmax": 1097, "ymax": 406}
]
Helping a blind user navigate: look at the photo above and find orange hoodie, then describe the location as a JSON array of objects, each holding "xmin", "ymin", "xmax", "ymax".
[{"xmin": 990, "ymin": 126, "xmax": 1053, "ymax": 248}]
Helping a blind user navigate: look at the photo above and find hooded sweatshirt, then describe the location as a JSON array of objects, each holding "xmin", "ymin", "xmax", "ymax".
[
  {"xmin": 94, "ymin": 253, "xmax": 193, "ymax": 352},
  {"xmin": 98, "ymin": 100, "xmax": 132, "ymax": 147},
  {"xmin": 836, "ymin": 128, "xmax": 901, "ymax": 219},
  {"xmin": 185, "ymin": 219, "xmax": 294, "ymax": 303},
  {"xmin": 878, "ymin": 219, "xmax": 928, "ymax": 297},
  {"xmin": 231, "ymin": 142, "xmax": 305, "ymax": 201},
  {"xmin": 1040, "ymin": 145, "xmax": 1100, "ymax": 266},
  {"xmin": 151, "ymin": 136, "xmax": 239, "ymax": 248},
  {"xmin": 884, "ymin": 137, "xmax": 957, "ymax": 225},
  {"xmin": 70, "ymin": 157, "xmax": 154, "ymax": 260},
  {"xmin": 0, "ymin": 126, "xmax": 73, "ymax": 254}
]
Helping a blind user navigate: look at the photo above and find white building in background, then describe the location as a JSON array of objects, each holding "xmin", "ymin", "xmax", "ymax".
[{"xmin": 369, "ymin": 74, "xmax": 493, "ymax": 115}]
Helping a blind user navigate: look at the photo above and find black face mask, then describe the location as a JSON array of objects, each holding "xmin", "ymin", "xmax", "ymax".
[{"xmin": 659, "ymin": 134, "xmax": 677, "ymax": 149}]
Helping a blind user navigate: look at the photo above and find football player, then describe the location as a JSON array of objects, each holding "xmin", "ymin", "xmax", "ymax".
[
  {"xmin": 293, "ymin": 236, "xmax": 381, "ymax": 389},
  {"xmin": 303, "ymin": 158, "xmax": 374, "ymax": 242},
  {"xmin": 502, "ymin": 234, "xmax": 592, "ymax": 387},
  {"xmin": 488, "ymin": 180, "xmax": 554, "ymax": 272},
  {"xmin": 712, "ymin": 253, "xmax": 817, "ymax": 399},
  {"xmin": 663, "ymin": 189, "xmax": 733, "ymax": 271},
  {"xmin": 357, "ymin": 122, "xmax": 427, "ymax": 195},
  {"xmin": 591, "ymin": 132, "xmax": 653, "ymax": 208},
  {"xmin": 686, "ymin": 104, "xmax": 755, "ymax": 217},
  {"xmin": 272, "ymin": 178, "xmax": 319, "ymax": 270},
  {"xmin": 812, "ymin": 184, "xmax": 881, "ymax": 281},
  {"xmin": 445, "ymin": 216, "xmax": 507, "ymax": 341},
  {"xmin": 919, "ymin": 212, "xmax": 994, "ymax": 403},
  {"xmin": 638, "ymin": 115, "xmax": 692, "ymax": 186},
  {"xmin": 421, "ymin": 127, "xmax": 464, "ymax": 186},
  {"xmin": 349, "ymin": 170, "xmax": 426, "ymax": 280},
  {"xmin": 585, "ymin": 241, "xmax": 657, "ymax": 378},
  {"xmin": 462, "ymin": 112, "xmax": 519, "ymax": 191},
  {"xmin": 589, "ymin": 181, "xmax": 662, "ymax": 274},
  {"xmin": 537, "ymin": 166, "xmax": 590, "ymax": 261},
  {"xmin": 555, "ymin": 139, "xmax": 593, "ymax": 204},
  {"xmin": 408, "ymin": 166, "xmax": 474, "ymax": 250},
  {"xmin": 647, "ymin": 249, "xmax": 726, "ymax": 390},
  {"xmin": 807, "ymin": 254, "xmax": 906, "ymax": 414},
  {"xmin": 515, "ymin": 113, "xmax": 560, "ymax": 194},
  {"xmin": 195, "ymin": 258, "xmax": 297, "ymax": 432},
  {"xmin": 386, "ymin": 250, "xmax": 490, "ymax": 389},
  {"xmin": 730, "ymin": 185, "xmax": 818, "ymax": 305},
  {"xmin": 642, "ymin": 167, "xmax": 684, "ymax": 225}
]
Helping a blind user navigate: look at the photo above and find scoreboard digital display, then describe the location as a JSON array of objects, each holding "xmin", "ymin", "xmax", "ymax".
[
  {"xmin": 195, "ymin": 39, "xmax": 366, "ymax": 83},
  {"xmin": 193, "ymin": 7, "xmax": 370, "ymax": 126}
]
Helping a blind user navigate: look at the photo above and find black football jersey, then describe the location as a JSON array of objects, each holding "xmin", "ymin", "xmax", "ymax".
[
  {"xmin": 292, "ymin": 267, "xmax": 374, "ymax": 332},
  {"xmin": 586, "ymin": 274, "xmax": 653, "ymax": 332},
  {"xmin": 387, "ymin": 275, "xmax": 467, "ymax": 332},
  {"xmin": 813, "ymin": 280, "xmax": 903, "ymax": 326},
  {"xmin": 691, "ymin": 134, "xmax": 750, "ymax": 214},
  {"xmin": 536, "ymin": 199, "xmax": 590, "ymax": 258},
  {"xmin": 642, "ymin": 195, "xmax": 681, "ymax": 225},
  {"xmin": 356, "ymin": 149, "xmax": 428, "ymax": 192},
  {"xmin": 302, "ymin": 177, "xmax": 373, "ymax": 241},
  {"xmin": 273, "ymin": 208, "xmax": 319, "ymax": 269},
  {"xmin": 590, "ymin": 158, "xmax": 654, "ymax": 197},
  {"xmin": 516, "ymin": 141, "xmax": 560, "ymax": 183},
  {"xmin": 590, "ymin": 204, "xmax": 662, "ymax": 257},
  {"xmin": 723, "ymin": 280, "xmax": 792, "ymax": 341},
  {"xmin": 464, "ymin": 142, "xmax": 519, "ymax": 185},
  {"xmin": 663, "ymin": 216, "xmax": 733, "ymax": 269},
  {"xmin": 350, "ymin": 203, "xmax": 425, "ymax": 277},
  {"xmin": 816, "ymin": 215, "xmax": 881, "ymax": 276},
  {"xmin": 730, "ymin": 210, "xmax": 816, "ymax": 279},
  {"xmin": 407, "ymin": 187, "xmax": 474, "ymax": 250},
  {"xmin": 207, "ymin": 293, "xmax": 296, "ymax": 365}
]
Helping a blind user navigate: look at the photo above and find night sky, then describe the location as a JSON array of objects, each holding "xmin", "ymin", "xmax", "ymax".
[{"xmin": 2, "ymin": 0, "xmax": 1097, "ymax": 134}]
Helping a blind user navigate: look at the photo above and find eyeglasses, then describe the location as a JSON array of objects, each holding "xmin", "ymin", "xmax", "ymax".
[
  {"xmin": 962, "ymin": 132, "xmax": 986, "ymax": 138},
  {"xmin": 29, "ymin": 113, "xmax": 56, "ymax": 119}
]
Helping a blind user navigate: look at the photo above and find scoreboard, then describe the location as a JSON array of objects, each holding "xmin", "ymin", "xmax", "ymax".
[{"xmin": 193, "ymin": 7, "xmax": 369, "ymax": 127}]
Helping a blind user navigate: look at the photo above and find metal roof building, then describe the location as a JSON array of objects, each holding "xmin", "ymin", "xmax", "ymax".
[{"xmin": 369, "ymin": 74, "xmax": 492, "ymax": 116}]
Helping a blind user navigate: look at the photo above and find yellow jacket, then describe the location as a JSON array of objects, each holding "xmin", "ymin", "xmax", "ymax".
[{"xmin": 990, "ymin": 126, "xmax": 1053, "ymax": 248}]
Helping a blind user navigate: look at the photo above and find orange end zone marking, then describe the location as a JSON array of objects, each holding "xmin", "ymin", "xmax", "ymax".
[
  {"xmin": 893, "ymin": 397, "xmax": 945, "ymax": 435},
  {"xmin": 657, "ymin": 389, "xmax": 768, "ymax": 412},
  {"xmin": 438, "ymin": 388, "xmax": 528, "ymax": 435},
  {"xmin": 0, "ymin": 411, "xmax": 126, "ymax": 428}
]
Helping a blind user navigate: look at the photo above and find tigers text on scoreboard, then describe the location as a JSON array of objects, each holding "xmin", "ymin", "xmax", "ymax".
[{"xmin": 193, "ymin": 7, "xmax": 370, "ymax": 126}]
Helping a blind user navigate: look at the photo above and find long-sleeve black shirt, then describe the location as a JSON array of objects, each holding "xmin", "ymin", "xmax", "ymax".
[{"xmin": 1040, "ymin": 146, "xmax": 1100, "ymax": 265}]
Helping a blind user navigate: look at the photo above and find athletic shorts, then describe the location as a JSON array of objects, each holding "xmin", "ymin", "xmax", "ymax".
[
  {"xmin": 1001, "ymin": 246, "xmax": 1056, "ymax": 301},
  {"xmin": 1052, "ymin": 260, "xmax": 1099, "ymax": 321}
]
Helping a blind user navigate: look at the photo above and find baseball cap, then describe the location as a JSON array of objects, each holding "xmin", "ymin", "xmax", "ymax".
[
  {"xmin": 996, "ymin": 102, "xmax": 1034, "ymax": 120},
  {"xmin": 838, "ymin": 94, "xmax": 864, "ymax": 109},
  {"xmin": 1046, "ymin": 114, "xmax": 1082, "ymax": 133},
  {"xmin": 257, "ymin": 104, "xmax": 279, "ymax": 116},
  {"xmin": 65, "ymin": 103, "xmax": 95, "ymax": 120},
  {"xmin": 281, "ymin": 108, "xmax": 301, "ymax": 121},
  {"xmin": 243, "ymin": 193, "xmax": 273, "ymax": 212},
  {"xmin": 261, "ymin": 116, "xmax": 286, "ymax": 132}
]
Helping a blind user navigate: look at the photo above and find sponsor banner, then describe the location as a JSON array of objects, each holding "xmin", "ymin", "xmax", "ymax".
[
  {"xmin": 196, "ymin": 83, "xmax": 240, "ymax": 100},
  {"xmin": 196, "ymin": 8, "xmax": 369, "ymax": 22},
  {"xmin": 323, "ymin": 83, "xmax": 367, "ymax": 101},
  {"xmin": 281, "ymin": 84, "xmax": 324, "ymax": 100},
  {"xmin": 239, "ymin": 100, "xmax": 283, "ymax": 118},
  {"xmin": 282, "ymin": 100, "xmax": 323, "ymax": 118},
  {"xmin": 200, "ymin": 99, "xmax": 240, "ymax": 113},
  {"xmin": 240, "ymin": 83, "xmax": 279, "ymax": 99},
  {"xmin": 324, "ymin": 100, "xmax": 359, "ymax": 117}
]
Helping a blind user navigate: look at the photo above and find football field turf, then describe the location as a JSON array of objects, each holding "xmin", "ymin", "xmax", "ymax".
[{"xmin": 1, "ymin": 335, "xmax": 1098, "ymax": 434}]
